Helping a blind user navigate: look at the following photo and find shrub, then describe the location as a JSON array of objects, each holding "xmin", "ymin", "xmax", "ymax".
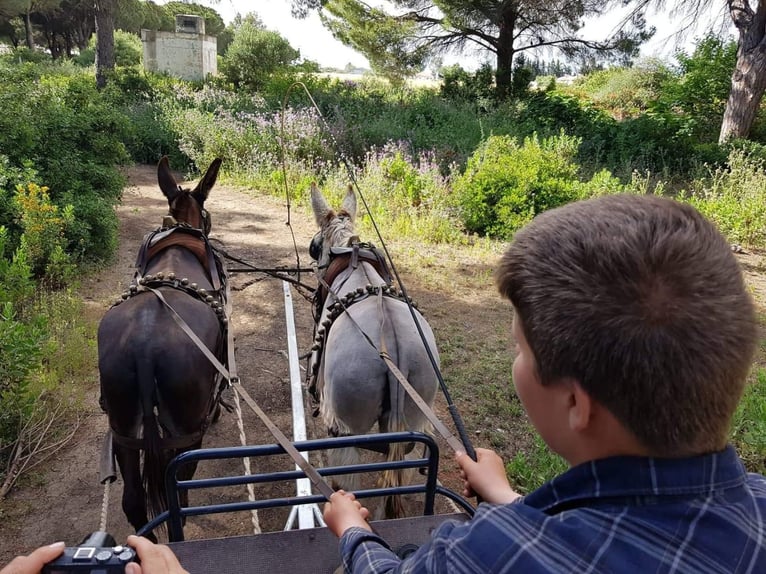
[
  {"xmin": 220, "ymin": 16, "xmax": 299, "ymax": 91},
  {"xmin": 74, "ymin": 30, "xmax": 143, "ymax": 67},
  {"xmin": 0, "ymin": 227, "xmax": 35, "ymax": 309},
  {"xmin": 322, "ymin": 141, "xmax": 462, "ymax": 243},
  {"xmin": 681, "ymin": 149, "xmax": 766, "ymax": 247},
  {"xmin": 0, "ymin": 301, "xmax": 47, "ymax": 455},
  {"xmin": 13, "ymin": 183, "xmax": 74, "ymax": 284},
  {"xmin": 453, "ymin": 133, "xmax": 584, "ymax": 238}
]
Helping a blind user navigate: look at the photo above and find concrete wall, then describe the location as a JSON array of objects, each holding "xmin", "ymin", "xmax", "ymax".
[{"xmin": 141, "ymin": 29, "xmax": 217, "ymax": 81}]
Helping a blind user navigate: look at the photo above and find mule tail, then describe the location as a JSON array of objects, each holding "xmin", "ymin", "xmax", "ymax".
[
  {"xmin": 380, "ymin": 367, "xmax": 408, "ymax": 519},
  {"xmin": 137, "ymin": 360, "xmax": 168, "ymax": 524}
]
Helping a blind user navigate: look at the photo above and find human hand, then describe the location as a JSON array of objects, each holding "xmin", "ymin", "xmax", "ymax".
[
  {"xmin": 0, "ymin": 541, "xmax": 65, "ymax": 574},
  {"xmin": 323, "ymin": 490, "xmax": 372, "ymax": 537},
  {"xmin": 456, "ymin": 448, "xmax": 521, "ymax": 504},
  {"xmin": 125, "ymin": 535, "xmax": 188, "ymax": 574}
]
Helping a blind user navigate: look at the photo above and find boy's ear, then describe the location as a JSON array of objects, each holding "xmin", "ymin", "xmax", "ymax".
[{"xmin": 568, "ymin": 381, "xmax": 593, "ymax": 432}]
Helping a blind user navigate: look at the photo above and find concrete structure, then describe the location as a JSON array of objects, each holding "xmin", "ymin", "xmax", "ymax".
[{"xmin": 142, "ymin": 15, "xmax": 217, "ymax": 81}]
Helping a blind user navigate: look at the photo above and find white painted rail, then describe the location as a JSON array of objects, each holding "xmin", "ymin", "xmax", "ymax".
[{"xmin": 282, "ymin": 281, "xmax": 325, "ymax": 530}]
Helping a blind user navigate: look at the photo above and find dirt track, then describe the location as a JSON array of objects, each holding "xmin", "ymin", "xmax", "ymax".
[
  {"xmin": 0, "ymin": 164, "xmax": 464, "ymax": 561},
  {"xmin": 0, "ymin": 164, "xmax": 334, "ymax": 558}
]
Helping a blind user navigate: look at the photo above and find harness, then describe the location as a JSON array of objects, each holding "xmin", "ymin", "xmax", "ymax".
[
  {"xmin": 307, "ymin": 243, "xmax": 406, "ymax": 407},
  {"xmin": 106, "ymin": 223, "xmax": 231, "ymax": 451},
  {"xmin": 312, "ymin": 243, "xmax": 392, "ymax": 322}
]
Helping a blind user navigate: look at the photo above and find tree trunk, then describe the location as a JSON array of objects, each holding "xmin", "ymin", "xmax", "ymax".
[
  {"xmin": 495, "ymin": 8, "xmax": 516, "ymax": 99},
  {"xmin": 24, "ymin": 9, "xmax": 34, "ymax": 49},
  {"xmin": 719, "ymin": 44, "xmax": 766, "ymax": 142},
  {"xmin": 94, "ymin": 0, "xmax": 115, "ymax": 90}
]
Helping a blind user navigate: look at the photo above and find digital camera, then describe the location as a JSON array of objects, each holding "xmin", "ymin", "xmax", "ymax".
[{"xmin": 42, "ymin": 532, "xmax": 137, "ymax": 574}]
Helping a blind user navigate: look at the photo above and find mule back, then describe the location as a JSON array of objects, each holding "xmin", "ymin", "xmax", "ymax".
[
  {"xmin": 308, "ymin": 183, "xmax": 440, "ymax": 518},
  {"xmin": 97, "ymin": 157, "xmax": 225, "ymax": 536}
]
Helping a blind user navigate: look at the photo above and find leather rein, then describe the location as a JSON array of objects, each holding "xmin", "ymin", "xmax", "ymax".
[
  {"xmin": 309, "ymin": 242, "xmax": 466, "ymax": 455},
  {"xmin": 108, "ymin": 224, "xmax": 231, "ymax": 452}
]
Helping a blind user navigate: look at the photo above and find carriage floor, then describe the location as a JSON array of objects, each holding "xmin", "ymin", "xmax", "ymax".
[{"xmin": 168, "ymin": 513, "xmax": 468, "ymax": 573}]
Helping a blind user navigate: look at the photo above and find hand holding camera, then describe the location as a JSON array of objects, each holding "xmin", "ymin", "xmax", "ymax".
[{"xmin": 41, "ymin": 532, "xmax": 137, "ymax": 573}]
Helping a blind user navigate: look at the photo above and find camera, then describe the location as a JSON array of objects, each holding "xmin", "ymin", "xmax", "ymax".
[{"xmin": 42, "ymin": 532, "xmax": 137, "ymax": 574}]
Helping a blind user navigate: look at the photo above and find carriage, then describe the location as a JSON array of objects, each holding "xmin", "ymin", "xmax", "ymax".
[{"xmin": 92, "ymin": 158, "xmax": 476, "ymax": 571}]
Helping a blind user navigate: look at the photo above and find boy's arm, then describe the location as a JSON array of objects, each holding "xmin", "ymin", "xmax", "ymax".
[{"xmin": 456, "ymin": 448, "xmax": 521, "ymax": 504}]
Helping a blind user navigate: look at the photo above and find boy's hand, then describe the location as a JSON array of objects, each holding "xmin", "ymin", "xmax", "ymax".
[
  {"xmin": 323, "ymin": 490, "xmax": 372, "ymax": 537},
  {"xmin": 456, "ymin": 448, "xmax": 521, "ymax": 505}
]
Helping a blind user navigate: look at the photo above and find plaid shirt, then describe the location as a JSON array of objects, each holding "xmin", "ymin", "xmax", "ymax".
[{"xmin": 339, "ymin": 446, "xmax": 766, "ymax": 573}]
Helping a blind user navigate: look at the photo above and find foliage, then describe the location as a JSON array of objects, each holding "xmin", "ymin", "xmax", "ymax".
[
  {"xmin": 323, "ymin": 141, "xmax": 464, "ymax": 243},
  {"xmin": 0, "ymin": 301, "xmax": 47, "ymax": 456},
  {"xmin": 660, "ymin": 34, "xmax": 738, "ymax": 142},
  {"xmin": 439, "ymin": 64, "xmax": 495, "ymax": 105},
  {"xmin": 453, "ymin": 133, "xmax": 624, "ymax": 239},
  {"xmin": 681, "ymin": 149, "xmax": 766, "ymax": 247},
  {"xmin": 13, "ymin": 183, "xmax": 74, "ymax": 285},
  {"xmin": 74, "ymin": 29, "xmax": 143, "ymax": 67},
  {"xmin": 219, "ymin": 15, "xmax": 300, "ymax": 92},
  {"xmin": 0, "ymin": 227, "xmax": 35, "ymax": 310},
  {"xmin": 730, "ymin": 367, "xmax": 766, "ymax": 475},
  {"xmin": 570, "ymin": 59, "xmax": 675, "ymax": 119},
  {"xmin": 0, "ymin": 64, "xmax": 126, "ymax": 263},
  {"xmin": 305, "ymin": 0, "xmax": 652, "ymax": 94}
]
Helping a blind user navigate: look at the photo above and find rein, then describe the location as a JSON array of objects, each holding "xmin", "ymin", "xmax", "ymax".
[
  {"xmin": 109, "ymin": 225, "xmax": 230, "ymax": 451},
  {"xmin": 310, "ymin": 260, "xmax": 466, "ymax": 456}
]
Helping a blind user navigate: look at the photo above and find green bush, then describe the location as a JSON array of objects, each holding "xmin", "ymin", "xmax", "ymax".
[
  {"xmin": 0, "ymin": 227, "xmax": 35, "ymax": 309},
  {"xmin": 440, "ymin": 63, "xmax": 495, "ymax": 104},
  {"xmin": 453, "ymin": 133, "xmax": 584, "ymax": 238},
  {"xmin": 0, "ymin": 301, "xmax": 47, "ymax": 454},
  {"xmin": 0, "ymin": 66, "xmax": 127, "ymax": 263},
  {"xmin": 681, "ymin": 149, "xmax": 766, "ymax": 247},
  {"xmin": 220, "ymin": 16, "xmax": 299, "ymax": 91},
  {"xmin": 74, "ymin": 30, "xmax": 143, "ymax": 67},
  {"xmin": 13, "ymin": 183, "xmax": 74, "ymax": 284}
]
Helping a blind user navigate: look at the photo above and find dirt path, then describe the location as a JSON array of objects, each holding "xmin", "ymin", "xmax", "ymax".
[
  {"xmin": 0, "ymin": 164, "xmax": 464, "ymax": 561},
  {"xmin": 0, "ymin": 164, "xmax": 326, "ymax": 558}
]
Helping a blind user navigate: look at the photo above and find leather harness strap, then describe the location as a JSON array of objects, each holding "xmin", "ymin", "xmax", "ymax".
[
  {"xmin": 141, "ymin": 285, "xmax": 335, "ymax": 500},
  {"xmin": 312, "ymin": 258, "xmax": 466, "ymax": 455},
  {"xmin": 375, "ymin": 291, "xmax": 466, "ymax": 454}
]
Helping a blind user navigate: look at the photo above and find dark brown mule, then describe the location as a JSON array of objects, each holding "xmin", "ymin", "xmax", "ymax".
[{"xmin": 98, "ymin": 157, "xmax": 225, "ymax": 538}]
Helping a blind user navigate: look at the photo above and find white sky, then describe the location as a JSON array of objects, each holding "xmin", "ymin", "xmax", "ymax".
[{"xmin": 184, "ymin": 1, "xmax": 732, "ymax": 71}]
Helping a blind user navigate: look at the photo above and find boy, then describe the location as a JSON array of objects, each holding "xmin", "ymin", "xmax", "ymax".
[{"xmin": 323, "ymin": 194, "xmax": 766, "ymax": 573}]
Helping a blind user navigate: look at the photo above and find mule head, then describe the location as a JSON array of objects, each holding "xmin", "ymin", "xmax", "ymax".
[
  {"xmin": 157, "ymin": 156, "xmax": 222, "ymax": 235},
  {"xmin": 309, "ymin": 183, "xmax": 359, "ymax": 266}
]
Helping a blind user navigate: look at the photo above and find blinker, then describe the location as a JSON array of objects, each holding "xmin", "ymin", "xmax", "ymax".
[{"xmin": 309, "ymin": 232, "xmax": 323, "ymax": 260}]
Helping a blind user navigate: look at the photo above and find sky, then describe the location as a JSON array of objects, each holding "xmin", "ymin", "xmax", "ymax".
[{"xmin": 188, "ymin": 1, "xmax": 732, "ymax": 72}]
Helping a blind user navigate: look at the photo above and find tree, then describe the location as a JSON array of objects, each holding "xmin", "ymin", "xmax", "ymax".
[
  {"xmin": 94, "ymin": 0, "xmax": 115, "ymax": 89},
  {"xmin": 717, "ymin": 0, "xmax": 766, "ymax": 141},
  {"xmin": 293, "ymin": 0, "xmax": 653, "ymax": 96},
  {"xmin": 628, "ymin": 0, "xmax": 766, "ymax": 142},
  {"xmin": 220, "ymin": 14, "xmax": 299, "ymax": 91}
]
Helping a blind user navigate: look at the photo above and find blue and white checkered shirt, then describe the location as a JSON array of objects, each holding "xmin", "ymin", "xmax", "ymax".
[{"xmin": 339, "ymin": 446, "xmax": 766, "ymax": 573}]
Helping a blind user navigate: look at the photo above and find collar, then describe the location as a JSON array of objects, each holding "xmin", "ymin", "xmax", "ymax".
[{"xmin": 523, "ymin": 445, "xmax": 747, "ymax": 514}]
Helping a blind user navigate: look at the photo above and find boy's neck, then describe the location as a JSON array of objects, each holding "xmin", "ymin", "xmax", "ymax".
[{"xmin": 565, "ymin": 408, "xmax": 652, "ymax": 467}]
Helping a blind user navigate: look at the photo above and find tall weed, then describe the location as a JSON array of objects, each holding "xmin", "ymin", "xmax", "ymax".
[{"xmin": 681, "ymin": 150, "xmax": 766, "ymax": 247}]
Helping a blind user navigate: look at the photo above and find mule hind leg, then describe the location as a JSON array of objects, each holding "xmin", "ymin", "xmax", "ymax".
[{"xmin": 114, "ymin": 444, "xmax": 157, "ymax": 542}]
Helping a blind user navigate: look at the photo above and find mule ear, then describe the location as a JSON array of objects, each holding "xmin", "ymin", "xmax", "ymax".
[
  {"xmin": 158, "ymin": 156, "xmax": 181, "ymax": 203},
  {"xmin": 193, "ymin": 158, "xmax": 222, "ymax": 203},
  {"xmin": 341, "ymin": 184, "xmax": 357, "ymax": 220},
  {"xmin": 310, "ymin": 182, "xmax": 331, "ymax": 226}
]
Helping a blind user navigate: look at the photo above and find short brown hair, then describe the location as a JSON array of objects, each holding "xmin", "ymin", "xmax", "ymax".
[{"xmin": 496, "ymin": 194, "xmax": 757, "ymax": 455}]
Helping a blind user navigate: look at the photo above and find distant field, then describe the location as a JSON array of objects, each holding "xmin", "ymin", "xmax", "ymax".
[{"xmin": 319, "ymin": 71, "xmax": 441, "ymax": 88}]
